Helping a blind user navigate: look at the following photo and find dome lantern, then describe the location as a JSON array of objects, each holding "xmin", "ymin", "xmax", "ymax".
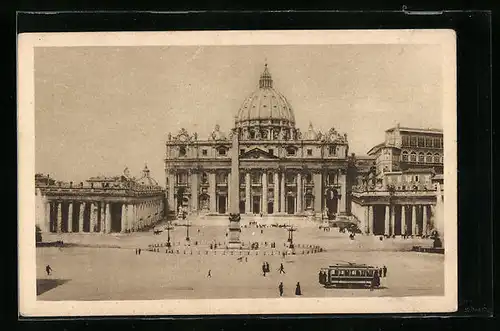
[{"xmin": 259, "ymin": 63, "xmax": 273, "ymax": 88}]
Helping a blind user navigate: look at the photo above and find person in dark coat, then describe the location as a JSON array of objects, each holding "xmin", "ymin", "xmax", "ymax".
[
  {"xmin": 262, "ymin": 263, "xmax": 267, "ymax": 277},
  {"xmin": 370, "ymin": 270, "xmax": 380, "ymax": 291},
  {"xmin": 45, "ymin": 265, "xmax": 52, "ymax": 276},
  {"xmin": 278, "ymin": 282, "xmax": 284, "ymax": 297},
  {"xmin": 383, "ymin": 265, "xmax": 387, "ymax": 277},
  {"xmin": 278, "ymin": 263, "xmax": 286, "ymax": 274},
  {"xmin": 295, "ymin": 282, "xmax": 302, "ymax": 296}
]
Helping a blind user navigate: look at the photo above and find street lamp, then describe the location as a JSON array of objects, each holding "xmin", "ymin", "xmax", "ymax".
[
  {"xmin": 287, "ymin": 225, "xmax": 297, "ymax": 249},
  {"xmin": 183, "ymin": 211, "xmax": 190, "ymax": 242},
  {"xmin": 166, "ymin": 221, "xmax": 174, "ymax": 248}
]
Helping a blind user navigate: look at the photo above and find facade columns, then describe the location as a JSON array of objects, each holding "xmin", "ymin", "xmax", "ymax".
[
  {"xmin": 78, "ymin": 202, "xmax": 85, "ymax": 232},
  {"xmin": 280, "ymin": 172, "xmax": 286, "ymax": 213},
  {"xmin": 190, "ymin": 171, "xmax": 198, "ymax": 213},
  {"xmin": 313, "ymin": 173, "xmax": 322, "ymax": 214},
  {"xmin": 364, "ymin": 206, "xmax": 369, "ymax": 234},
  {"xmin": 127, "ymin": 203, "xmax": 134, "ymax": 231},
  {"xmin": 67, "ymin": 202, "xmax": 73, "ymax": 233},
  {"xmin": 401, "ymin": 205, "xmax": 406, "ymax": 236},
  {"xmin": 339, "ymin": 171, "xmax": 347, "ymax": 213},
  {"xmin": 56, "ymin": 202, "xmax": 62, "ymax": 233},
  {"xmin": 245, "ymin": 172, "xmax": 251, "ymax": 214},
  {"xmin": 423, "ymin": 205, "xmax": 429, "ymax": 236},
  {"xmin": 296, "ymin": 172, "xmax": 302, "ymax": 214},
  {"xmin": 121, "ymin": 204, "xmax": 127, "ymax": 233},
  {"xmin": 262, "ymin": 172, "xmax": 268, "ymax": 214},
  {"xmin": 411, "ymin": 205, "xmax": 417, "ymax": 235},
  {"xmin": 384, "ymin": 205, "xmax": 390, "ymax": 236},
  {"xmin": 227, "ymin": 175, "xmax": 231, "ymax": 212},
  {"xmin": 273, "ymin": 172, "xmax": 279, "ymax": 214},
  {"xmin": 209, "ymin": 172, "xmax": 217, "ymax": 213},
  {"xmin": 368, "ymin": 205, "xmax": 374, "ymax": 235}
]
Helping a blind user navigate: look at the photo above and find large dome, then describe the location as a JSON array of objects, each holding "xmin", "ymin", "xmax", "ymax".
[{"xmin": 235, "ymin": 64, "xmax": 295, "ymax": 128}]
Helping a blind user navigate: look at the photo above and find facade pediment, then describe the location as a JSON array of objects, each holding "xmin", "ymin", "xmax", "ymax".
[{"xmin": 240, "ymin": 148, "xmax": 279, "ymax": 160}]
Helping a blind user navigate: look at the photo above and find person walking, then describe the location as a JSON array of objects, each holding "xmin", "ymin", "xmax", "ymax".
[
  {"xmin": 383, "ymin": 265, "xmax": 387, "ymax": 278},
  {"xmin": 278, "ymin": 282, "xmax": 284, "ymax": 297},
  {"xmin": 262, "ymin": 263, "xmax": 267, "ymax": 277},
  {"xmin": 370, "ymin": 270, "xmax": 380, "ymax": 291},
  {"xmin": 207, "ymin": 269, "xmax": 212, "ymax": 278},
  {"xmin": 295, "ymin": 282, "xmax": 302, "ymax": 296},
  {"xmin": 278, "ymin": 263, "xmax": 286, "ymax": 274},
  {"xmin": 265, "ymin": 262, "xmax": 270, "ymax": 273},
  {"xmin": 138, "ymin": 248, "xmax": 142, "ymax": 255},
  {"xmin": 45, "ymin": 265, "xmax": 52, "ymax": 276}
]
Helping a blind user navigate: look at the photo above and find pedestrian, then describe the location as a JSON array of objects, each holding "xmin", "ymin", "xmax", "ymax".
[
  {"xmin": 278, "ymin": 263, "xmax": 286, "ymax": 274},
  {"xmin": 138, "ymin": 248, "xmax": 141, "ymax": 255},
  {"xmin": 278, "ymin": 282, "xmax": 284, "ymax": 297},
  {"xmin": 207, "ymin": 269, "xmax": 212, "ymax": 278},
  {"xmin": 379, "ymin": 268, "xmax": 383, "ymax": 277},
  {"xmin": 295, "ymin": 282, "xmax": 302, "ymax": 296},
  {"xmin": 262, "ymin": 263, "xmax": 267, "ymax": 277},
  {"xmin": 261, "ymin": 229, "xmax": 263, "ymax": 234},
  {"xmin": 45, "ymin": 265, "xmax": 52, "ymax": 276},
  {"xmin": 266, "ymin": 262, "xmax": 270, "ymax": 273},
  {"xmin": 383, "ymin": 265, "xmax": 387, "ymax": 278},
  {"xmin": 245, "ymin": 257, "xmax": 248, "ymax": 262}
]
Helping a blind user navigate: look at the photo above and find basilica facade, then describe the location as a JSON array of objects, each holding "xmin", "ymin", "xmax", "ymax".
[{"xmin": 165, "ymin": 64, "xmax": 349, "ymax": 219}]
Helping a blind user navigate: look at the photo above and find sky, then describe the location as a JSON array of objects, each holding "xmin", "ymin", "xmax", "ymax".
[{"xmin": 34, "ymin": 44, "xmax": 443, "ymax": 184}]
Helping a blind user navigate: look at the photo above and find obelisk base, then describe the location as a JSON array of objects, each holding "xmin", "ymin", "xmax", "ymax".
[{"xmin": 227, "ymin": 213, "xmax": 242, "ymax": 249}]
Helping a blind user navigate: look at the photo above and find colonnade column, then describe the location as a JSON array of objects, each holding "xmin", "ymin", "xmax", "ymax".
[
  {"xmin": 190, "ymin": 171, "xmax": 198, "ymax": 213},
  {"xmin": 296, "ymin": 172, "xmax": 302, "ymax": 214},
  {"xmin": 209, "ymin": 172, "xmax": 217, "ymax": 213},
  {"xmin": 67, "ymin": 202, "xmax": 73, "ymax": 233},
  {"xmin": 423, "ymin": 205, "xmax": 429, "ymax": 236},
  {"xmin": 121, "ymin": 204, "xmax": 127, "ymax": 233},
  {"xmin": 273, "ymin": 172, "xmax": 279, "ymax": 214},
  {"xmin": 313, "ymin": 172, "xmax": 322, "ymax": 215},
  {"xmin": 390, "ymin": 205, "xmax": 396, "ymax": 236},
  {"xmin": 168, "ymin": 171, "xmax": 175, "ymax": 214},
  {"xmin": 90, "ymin": 202, "xmax": 98, "ymax": 233},
  {"xmin": 56, "ymin": 202, "xmax": 62, "ymax": 233},
  {"xmin": 262, "ymin": 172, "xmax": 268, "ymax": 214},
  {"xmin": 339, "ymin": 171, "xmax": 346, "ymax": 213},
  {"xmin": 411, "ymin": 205, "xmax": 417, "ymax": 235},
  {"xmin": 44, "ymin": 202, "xmax": 51, "ymax": 232},
  {"xmin": 127, "ymin": 203, "xmax": 134, "ymax": 231},
  {"xmin": 245, "ymin": 172, "xmax": 251, "ymax": 214},
  {"xmin": 401, "ymin": 205, "xmax": 406, "ymax": 236},
  {"xmin": 384, "ymin": 205, "xmax": 390, "ymax": 236},
  {"xmin": 280, "ymin": 172, "xmax": 286, "ymax": 213},
  {"xmin": 104, "ymin": 203, "xmax": 111, "ymax": 233},
  {"xmin": 368, "ymin": 205, "xmax": 374, "ymax": 235}
]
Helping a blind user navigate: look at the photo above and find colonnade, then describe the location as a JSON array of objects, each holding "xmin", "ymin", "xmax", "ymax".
[
  {"xmin": 40, "ymin": 199, "xmax": 164, "ymax": 234},
  {"xmin": 352, "ymin": 202, "xmax": 434, "ymax": 236}
]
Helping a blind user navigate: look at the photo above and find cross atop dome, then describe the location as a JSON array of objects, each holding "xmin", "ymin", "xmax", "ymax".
[
  {"xmin": 142, "ymin": 163, "xmax": 150, "ymax": 177},
  {"xmin": 259, "ymin": 62, "xmax": 273, "ymax": 88}
]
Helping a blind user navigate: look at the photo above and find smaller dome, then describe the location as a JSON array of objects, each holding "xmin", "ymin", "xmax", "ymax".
[
  {"xmin": 137, "ymin": 164, "xmax": 159, "ymax": 186},
  {"xmin": 303, "ymin": 122, "xmax": 318, "ymax": 140}
]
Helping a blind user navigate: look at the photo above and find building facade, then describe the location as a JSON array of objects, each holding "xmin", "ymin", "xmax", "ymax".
[
  {"xmin": 165, "ymin": 64, "xmax": 350, "ymax": 219},
  {"xmin": 35, "ymin": 166, "xmax": 165, "ymax": 234},
  {"xmin": 350, "ymin": 126, "xmax": 444, "ymax": 236}
]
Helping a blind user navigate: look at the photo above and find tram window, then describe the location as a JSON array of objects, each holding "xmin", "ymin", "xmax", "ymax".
[
  {"xmin": 338, "ymin": 270, "xmax": 345, "ymax": 276},
  {"xmin": 331, "ymin": 269, "xmax": 338, "ymax": 276}
]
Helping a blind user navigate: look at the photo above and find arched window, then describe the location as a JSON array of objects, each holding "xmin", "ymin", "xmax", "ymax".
[
  {"xmin": 434, "ymin": 153, "xmax": 440, "ymax": 163},
  {"xmin": 179, "ymin": 146, "xmax": 186, "ymax": 157},
  {"xmin": 218, "ymin": 147, "xmax": 227, "ymax": 156},
  {"xmin": 402, "ymin": 151, "xmax": 409, "ymax": 162},
  {"xmin": 418, "ymin": 152, "xmax": 425, "ymax": 163},
  {"xmin": 410, "ymin": 151, "xmax": 417, "ymax": 162},
  {"xmin": 426, "ymin": 153, "xmax": 433, "ymax": 163},
  {"xmin": 251, "ymin": 172, "xmax": 261, "ymax": 184},
  {"xmin": 268, "ymin": 172, "xmax": 274, "ymax": 184}
]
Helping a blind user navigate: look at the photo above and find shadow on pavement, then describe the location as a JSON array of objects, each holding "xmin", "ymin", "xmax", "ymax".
[{"xmin": 36, "ymin": 278, "xmax": 70, "ymax": 296}]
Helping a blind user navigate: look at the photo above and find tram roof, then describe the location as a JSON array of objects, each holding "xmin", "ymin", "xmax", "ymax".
[{"xmin": 327, "ymin": 263, "xmax": 376, "ymax": 268}]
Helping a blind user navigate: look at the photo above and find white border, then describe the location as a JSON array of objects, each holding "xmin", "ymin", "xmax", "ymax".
[{"xmin": 18, "ymin": 29, "xmax": 457, "ymax": 316}]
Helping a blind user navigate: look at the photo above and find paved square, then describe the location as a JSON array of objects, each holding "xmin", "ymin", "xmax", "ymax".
[{"xmin": 37, "ymin": 224, "xmax": 444, "ymax": 300}]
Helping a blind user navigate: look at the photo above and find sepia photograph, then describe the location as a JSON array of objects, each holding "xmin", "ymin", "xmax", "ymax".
[{"xmin": 18, "ymin": 30, "xmax": 457, "ymax": 316}]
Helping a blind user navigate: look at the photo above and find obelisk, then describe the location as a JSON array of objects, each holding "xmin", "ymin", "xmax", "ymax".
[{"xmin": 227, "ymin": 127, "xmax": 242, "ymax": 249}]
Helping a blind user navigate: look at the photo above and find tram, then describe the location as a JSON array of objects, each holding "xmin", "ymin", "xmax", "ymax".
[{"xmin": 319, "ymin": 262, "xmax": 380, "ymax": 288}]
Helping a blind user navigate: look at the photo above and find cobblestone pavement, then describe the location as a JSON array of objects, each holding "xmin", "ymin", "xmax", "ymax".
[{"xmin": 37, "ymin": 224, "xmax": 443, "ymax": 300}]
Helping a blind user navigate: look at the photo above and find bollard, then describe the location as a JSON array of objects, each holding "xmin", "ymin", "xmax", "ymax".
[
  {"xmin": 176, "ymin": 250, "xmax": 179, "ymax": 254},
  {"xmin": 206, "ymin": 251, "xmax": 208, "ymax": 255}
]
